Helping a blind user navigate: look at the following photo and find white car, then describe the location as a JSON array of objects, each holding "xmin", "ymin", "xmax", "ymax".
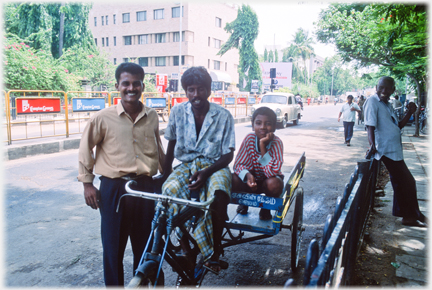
[{"xmin": 251, "ymin": 93, "xmax": 302, "ymax": 128}]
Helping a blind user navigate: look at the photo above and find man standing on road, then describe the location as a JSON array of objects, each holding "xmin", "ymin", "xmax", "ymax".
[
  {"xmin": 77, "ymin": 62, "xmax": 165, "ymax": 285},
  {"xmin": 337, "ymin": 95, "xmax": 361, "ymax": 146},
  {"xmin": 364, "ymin": 76, "xmax": 427, "ymax": 227}
]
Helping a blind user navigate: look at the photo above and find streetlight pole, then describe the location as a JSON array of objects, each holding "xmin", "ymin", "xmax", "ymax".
[{"xmin": 178, "ymin": 1, "xmax": 182, "ymax": 93}]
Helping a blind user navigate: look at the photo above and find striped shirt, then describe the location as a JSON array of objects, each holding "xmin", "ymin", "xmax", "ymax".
[{"xmin": 234, "ymin": 132, "xmax": 284, "ymax": 182}]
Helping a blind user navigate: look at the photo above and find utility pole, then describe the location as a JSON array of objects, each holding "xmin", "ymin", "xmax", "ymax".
[{"xmin": 178, "ymin": 1, "xmax": 182, "ymax": 93}]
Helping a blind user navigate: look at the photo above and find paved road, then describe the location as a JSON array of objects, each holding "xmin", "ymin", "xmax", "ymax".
[{"xmin": 4, "ymin": 103, "xmax": 372, "ymax": 286}]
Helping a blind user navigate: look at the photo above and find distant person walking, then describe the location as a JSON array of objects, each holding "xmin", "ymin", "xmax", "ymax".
[
  {"xmin": 307, "ymin": 97, "xmax": 311, "ymax": 106},
  {"xmin": 364, "ymin": 76, "xmax": 427, "ymax": 227},
  {"xmin": 357, "ymin": 95, "xmax": 365, "ymax": 124},
  {"xmin": 337, "ymin": 95, "xmax": 361, "ymax": 146}
]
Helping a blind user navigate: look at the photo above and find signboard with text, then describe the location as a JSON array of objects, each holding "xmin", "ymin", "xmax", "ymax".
[
  {"xmin": 237, "ymin": 98, "xmax": 247, "ymax": 104},
  {"xmin": 171, "ymin": 97, "xmax": 189, "ymax": 107},
  {"xmin": 113, "ymin": 97, "xmax": 121, "ymax": 105},
  {"xmin": 225, "ymin": 97, "xmax": 235, "ymax": 105},
  {"xmin": 146, "ymin": 98, "xmax": 167, "ymax": 109},
  {"xmin": 248, "ymin": 97, "xmax": 256, "ymax": 104},
  {"xmin": 16, "ymin": 98, "xmax": 61, "ymax": 114},
  {"xmin": 210, "ymin": 97, "xmax": 223, "ymax": 105},
  {"xmin": 72, "ymin": 98, "xmax": 105, "ymax": 112},
  {"xmin": 260, "ymin": 62, "xmax": 293, "ymax": 90}
]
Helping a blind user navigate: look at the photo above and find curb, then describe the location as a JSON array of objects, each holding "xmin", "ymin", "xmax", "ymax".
[{"xmin": 4, "ymin": 117, "xmax": 251, "ymax": 161}]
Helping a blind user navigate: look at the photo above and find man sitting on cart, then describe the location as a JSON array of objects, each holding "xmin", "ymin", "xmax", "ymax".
[{"xmin": 158, "ymin": 66, "xmax": 235, "ymax": 275}]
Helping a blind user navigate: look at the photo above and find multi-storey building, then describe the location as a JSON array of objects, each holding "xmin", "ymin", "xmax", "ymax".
[{"xmin": 89, "ymin": 2, "xmax": 240, "ymax": 91}]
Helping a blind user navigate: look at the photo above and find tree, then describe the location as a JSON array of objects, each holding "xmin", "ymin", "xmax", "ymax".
[
  {"xmin": 5, "ymin": 3, "xmax": 95, "ymax": 58},
  {"xmin": 275, "ymin": 49, "xmax": 279, "ymax": 62},
  {"xmin": 217, "ymin": 4, "xmax": 262, "ymax": 92},
  {"xmin": 315, "ymin": 3, "xmax": 427, "ymax": 135},
  {"xmin": 268, "ymin": 50, "xmax": 274, "ymax": 62},
  {"xmin": 264, "ymin": 48, "xmax": 268, "ymax": 62}
]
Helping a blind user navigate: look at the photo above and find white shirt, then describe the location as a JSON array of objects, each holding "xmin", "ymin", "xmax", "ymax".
[
  {"xmin": 364, "ymin": 94, "xmax": 403, "ymax": 161},
  {"xmin": 340, "ymin": 102, "xmax": 360, "ymax": 122}
]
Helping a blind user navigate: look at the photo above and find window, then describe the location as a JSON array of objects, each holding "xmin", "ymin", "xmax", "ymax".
[
  {"xmin": 101, "ymin": 16, "xmax": 104, "ymax": 25},
  {"xmin": 123, "ymin": 58, "xmax": 129, "ymax": 63},
  {"xmin": 208, "ymin": 37, "xmax": 211, "ymax": 46},
  {"xmin": 215, "ymin": 17, "xmax": 222, "ymax": 27},
  {"xmin": 114, "ymin": 58, "xmax": 117, "ymax": 65},
  {"xmin": 113, "ymin": 14, "xmax": 116, "ymax": 24},
  {"xmin": 214, "ymin": 60, "xmax": 220, "ymax": 70},
  {"xmin": 94, "ymin": 17, "xmax": 97, "ymax": 26},
  {"xmin": 155, "ymin": 33, "xmax": 166, "ymax": 43},
  {"xmin": 137, "ymin": 11, "xmax": 146, "ymax": 21},
  {"xmin": 154, "ymin": 9, "xmax": 164, "ymax": 20},
  {"xmin": 94, "ymin": 38, "xmax": 97, "ymax": 46},
  {"xmin": 106, "ymin": 37, "xmax": 109, "ymax": 47},
  {"xmin": 172, "ymin": 6, "xmax": 183, "ymax": 18},
  {"xmin": 114, "ymin": 36, "xmax": 116, "ymax": 46},
  {"xmin": 138, "ymin": 34, "xmax": 148, "ymax": 44},
  {"xmin": 106, "ymin": 15, "xmax": 108, "ymax": 25},
  {"xmin": 155, "ymin": 57, "xmax": 166, "ymax": 66},
  {"xmin": 139, "ymin": 57, "xmax": 148, "ymax": 67},
  {"xmin": 173, "ymin": 31, "xmax": 184, "ymax": 42},
  {"xmin": 173, "ymin": 56, "xmax": 185, "ymax": 66},
  {"xmin": 214, "ymin": 39, "xmax": 221, "ymax": 49},
  {"xmin": 124, "ymin": 36, "xmax": 132, "ymax": 45},
  {"xmin": 288, "ymin": 97, "xmax": 293, "ymax": 104},
  {"xmin": 123, "ymin": 13, "xmax": 130, "ymax": 23},
  {"xmin": 102, "ymin": 37, "xmax": 105, "ymax": 46},
  {"xmin": 208, "ymin": 59, "xmax": 210, "ymax": 69},
  {"xmin": 225, "ymin": 62, "xmax": 227, "ymax": 71}
]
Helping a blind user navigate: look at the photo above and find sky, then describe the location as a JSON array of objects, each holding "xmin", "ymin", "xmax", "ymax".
[{"xmin": 245, "ymin": 1, "xmax": 337, "ymax": 59}]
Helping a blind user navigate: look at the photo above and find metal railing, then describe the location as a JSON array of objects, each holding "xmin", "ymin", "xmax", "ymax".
[
  {"xmin": 4, "ymin": 90, "xmax": 258, "ymax": 144},
  {"xmin": 303, "ymin": 151, "xmax": 379, "ymax": 287}
]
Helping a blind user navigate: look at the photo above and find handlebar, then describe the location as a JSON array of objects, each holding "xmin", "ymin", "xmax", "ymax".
[{"xmin": 116, "ymin": 181, "xmax": 215, "ymax": 213}]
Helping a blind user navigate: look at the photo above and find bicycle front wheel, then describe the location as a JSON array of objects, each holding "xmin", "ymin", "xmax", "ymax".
[{"xmin": 127, "ymin": 261, "xmax": 165, "ymax": 288}]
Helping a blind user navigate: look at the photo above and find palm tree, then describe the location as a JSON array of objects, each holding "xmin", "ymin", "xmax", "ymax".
[{"xmin": 286, "ymin": 28, "xmax": 315, "ymax": 84}]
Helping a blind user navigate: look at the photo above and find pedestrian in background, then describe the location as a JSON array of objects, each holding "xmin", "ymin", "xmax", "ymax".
[
  {"xmin": 337, "ymin": 95, "xmax": 361, "ymax": 146},
  {"xmin": 364, "ymin": 76, "xmax": 427, "ymax": 227},
  {"xmin": 78, "ymin": 62, "xmax": 166, "ymax": 285},
  {"xmin": 357, "ymin": 95, "xmax": 366, "ymax": 124}
]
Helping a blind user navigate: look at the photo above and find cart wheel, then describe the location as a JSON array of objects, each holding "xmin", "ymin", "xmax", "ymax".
[
  {"xmin": 126, "ymin": 261, "xmax": 165, "ymax": 288},
  {"xmin": 291, "ymin": 187, "xmax": 304, "ymax": 271}
]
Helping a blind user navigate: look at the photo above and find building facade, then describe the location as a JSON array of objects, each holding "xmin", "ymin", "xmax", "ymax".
[{"xmin": 89, "ymin": 2, "xmax": 240, "ymax": 91}]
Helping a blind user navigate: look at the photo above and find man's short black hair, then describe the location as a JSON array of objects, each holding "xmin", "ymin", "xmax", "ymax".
[
  {"xmin": 347, "ymin": 95, "xmax": 354, "ymax": 100},
  {"xmin": 115, "ymin": 63, "xmax": 145, "ymax": 83},
  {"xmin": 181, "ymin": 66, "xmax": 212, "ymax": 93},
  {"xmin": 394, "ymin": 95, "xmax": 399, "ymax": 100},
  {"xmin": 252, "ymin": 107, "xmax": 277, "ymax": 132}
]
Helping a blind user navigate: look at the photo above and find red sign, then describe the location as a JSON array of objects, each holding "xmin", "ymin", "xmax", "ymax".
[
  {"xmin": 16, "ymin": 98, "xmax": 61, "ymax": 114},
  {"xmin": 156, "ymin": 74, "xmax": 168, "ymax": 87},
  {"xmin": 171, "ymin": 97, "xmax": 189, "ymax": 107},
  {"xmin": 113, "ymin": 97, "xmax": 121, "ymax": 105},
  {"xmin": 237, "ymin": 98, "xmax": 247, "ymax": 104},
  {"xmin": 211, "ymin": 97, "xmax": 223, "ymax": 105},
  {"xmin": 156, "ymin": 86, "xmax": 166, "ymax": 93}
]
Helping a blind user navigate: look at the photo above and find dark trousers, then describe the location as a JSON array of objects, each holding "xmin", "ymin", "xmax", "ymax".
[
  {"xmin": 381, "ymin": 156, "xmax": 423, "ymax": 220},
  {"xmin": 99, "ymin": 176, "xmax": 155, "ymax": 286},
  {"xmin": 343, "ymin": 121, "xmax": 354, "ymax": 142}
]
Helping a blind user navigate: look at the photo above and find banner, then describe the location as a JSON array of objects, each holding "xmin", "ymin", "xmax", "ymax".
[
  {"xmin": 171, "ymin": 97, "xmax": 189, "ymax": 107},
  {"xmin": 146, "ymin": 98, "xmax": 167, "ymax": 108},
  {"xmin": 72, "ymin": 98, "xmax": 105, "ymax": 112},
  {"xmin": 16, "ymin": 98, "xmax": 61, "ymax": 114}
]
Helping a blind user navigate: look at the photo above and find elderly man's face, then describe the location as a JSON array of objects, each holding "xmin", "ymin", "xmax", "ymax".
[{"xmin": 376, "ymin": 78, "xmax": 395, "ymax": 103}]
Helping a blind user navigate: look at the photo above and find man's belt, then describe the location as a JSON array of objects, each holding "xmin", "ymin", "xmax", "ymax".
[{"xmin": 121, "ymin": 173, "xmax": 149, "ymax": 181}]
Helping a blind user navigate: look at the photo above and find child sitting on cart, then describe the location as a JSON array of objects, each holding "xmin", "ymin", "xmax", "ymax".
[{"xmin": 232, "ymin": 107, "xmax": 284, "ymax": 220}]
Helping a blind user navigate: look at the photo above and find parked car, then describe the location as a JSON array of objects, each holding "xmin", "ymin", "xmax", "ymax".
[{"xmin": 250, "ymin": 93, "xmax": 302, "ymax": 128}]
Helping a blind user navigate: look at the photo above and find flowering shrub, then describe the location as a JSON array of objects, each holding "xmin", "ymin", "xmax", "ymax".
[{"xmin": 3, "ymin": 35, "xmax": 81, "ymax": 91}]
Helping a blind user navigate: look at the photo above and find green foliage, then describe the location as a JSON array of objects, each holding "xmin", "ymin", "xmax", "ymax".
[
  {"xmin": 3, "ymin": 34, "xmax": 81, "ymax": 91},
  {"xmin": 268, "ymin": 50, "xmax": 274, "ymax": 62},
  {"xmin": 5, "ymin": 3, "xmax": 95, "ymax": 59},
  {"xmin": 217, "ymin": 4, "xmax": 262, "ymax": 92},
  {"xmin": 274, "ymin": 49, "xmax": 278, "ymax": 62},
  {"xmin": 315, "ymin": 3, "xmax": 427, "ymax": 92}
]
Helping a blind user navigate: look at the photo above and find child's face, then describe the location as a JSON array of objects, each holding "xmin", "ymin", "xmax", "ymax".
[{"xmin": 252, "ymin": 114, "xmax": 274, "ymax": 139}]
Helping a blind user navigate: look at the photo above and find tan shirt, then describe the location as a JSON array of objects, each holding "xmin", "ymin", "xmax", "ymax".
[{"xmin": 77, "ymin": 101, "xmax": 165, "ymax": 183}]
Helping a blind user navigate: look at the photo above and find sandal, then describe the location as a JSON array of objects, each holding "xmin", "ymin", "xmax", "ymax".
[
  {"xmin": 203, "ymin": 259, "xmax": 229, "ymax": 275},
  {"xmin": 259, "ymin": 208, "xmax": 272, "ymax": 220},
  {"xmin": 236, "ymin": 204, "xmax": 248, "ymax": 215}
]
